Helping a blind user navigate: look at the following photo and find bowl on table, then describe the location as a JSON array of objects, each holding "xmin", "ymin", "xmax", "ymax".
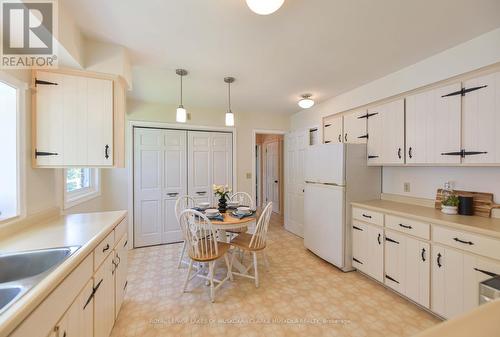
[
  {"xmin": 227, "ymin": 201, "xmax": 240, "ymax": 208},
  {"xmin": 197, "ymin": 202, "xmax": 210, "ymax": 210},
  {"xmin": 204, "ymin": 209, "xmax": 220, "ymax": 218},
  {"xmin": 236, "ymin": 207, "xmax": 252, "ymax": 215}
]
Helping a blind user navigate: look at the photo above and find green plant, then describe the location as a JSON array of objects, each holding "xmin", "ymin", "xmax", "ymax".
[{"xmin": 442, "ymin": 195, "xmax": 459, "ymax": 207}]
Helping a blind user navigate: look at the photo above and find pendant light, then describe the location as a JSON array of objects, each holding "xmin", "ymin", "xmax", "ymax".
[
  {"xmin": 298, "ymin": 94, "xmax": 315, "ymax": 109},
  {"xmin": 175, "ymin": 69, "xmax": 188, "ymax": 123},
  {"xmin": 224, "ymin": 77, "xmax": 235, "ymax": 126},
  {"xmin": 246, "ymin": 0, "xmax": 285, "ymax": 15}
]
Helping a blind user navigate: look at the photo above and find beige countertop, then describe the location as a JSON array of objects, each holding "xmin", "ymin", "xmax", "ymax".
[
  {"xmin": 0, "ymin": 210, "xmax": 127, "ymax": 337},
  {"xmin": 351, "ymin": 199, "xmax": 500, "ymax": 239}
]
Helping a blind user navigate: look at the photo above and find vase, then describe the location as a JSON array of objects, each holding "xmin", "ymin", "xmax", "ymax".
[
  {"xmin": 218, "ymin": 197, "xmax": 227, "ymax": 213},
  {"xmin": 441, "ymin": 205, "xmax": 458, "ymax": 215}
]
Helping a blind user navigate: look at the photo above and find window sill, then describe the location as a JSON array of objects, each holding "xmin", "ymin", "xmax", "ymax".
[{"xmin": 64, "ymin": 190, "xmax": 101, "ymax": 210}]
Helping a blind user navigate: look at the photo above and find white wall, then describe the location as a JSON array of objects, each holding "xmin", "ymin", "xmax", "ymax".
[{"xmin": 290, "ymin": 28, "xmax": 500, "ymax": 202}]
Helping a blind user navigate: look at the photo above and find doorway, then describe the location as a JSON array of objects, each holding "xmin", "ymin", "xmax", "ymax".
[{"xmin": 255, "ymin": 133, "xmax": 284, "ymax": 216}]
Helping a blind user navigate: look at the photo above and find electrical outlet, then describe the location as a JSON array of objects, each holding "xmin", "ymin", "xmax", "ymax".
[{"xmin": 404, "ymin": 182, "xmax": 411, "ymax": 193}]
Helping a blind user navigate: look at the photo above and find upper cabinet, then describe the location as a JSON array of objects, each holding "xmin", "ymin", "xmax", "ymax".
[
  {"xmin": 406, "ymin": 83, "xmax": 462, "ymax": 164},
  {"xmin": 322, "ymin": 110, "xmax": 367, "ymax": 145},
  {"xmin": 367, "ymin": 99, "xmax": 405, "ymax": 165},
  {"xmin": 462, "ymin": 71, "xmax": 500, "ymax": 164},
  {"xmin": 323, "ymin": 115, "xmax": 343, "ymax": 144},
  {"xmin": 32, "ymin": 69, "xmax": 126, "ymax": 168}
]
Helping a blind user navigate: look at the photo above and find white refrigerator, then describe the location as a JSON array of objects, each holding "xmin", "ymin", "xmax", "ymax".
[{"xmin": 303, "ymin": 143, "xmax": 381, "ymax": 271}]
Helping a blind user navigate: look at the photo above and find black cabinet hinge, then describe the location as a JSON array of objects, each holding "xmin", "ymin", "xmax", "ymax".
[
  {"xmin": 368, "ymin": 155, "xmax": 379, "ymax": 159},
  {"xmin": 357, "ymin": 112, "xmax": 378, "ymax": 119},
  {"xmin": 385, "ymin": 275, "xmax": 400, "ymax": 284},
  {"xmin": 441, "ymin": 85, "xmax": 488, "ymax": 98},
  {"xmin": 442, "ymin": 149, "xmax": 488, "ymax": 158},
  {"xmin": 385, "ymin": 237, "xmax": 400, "ymax": 244},
  {"xmin": 35, "ymin": 149, "xmax": 59, "ymax": 158},
  {"xmin": 353, "ymin": 257, "xmax": 363, "ymax": 264},
  {"xmin": 35, "ymin": 78, "xmax": 58, "ymax": 87},
  {"xmin": 474, "ymin": 268, "xmax": 498, "ymax": 278},
  {"xmin": 357, "ymin": 134, "xmax": 369, "ymax": 139},
  {"xmin": 352, "ymin": 225, "xmax": 363, "ymax": 231}
]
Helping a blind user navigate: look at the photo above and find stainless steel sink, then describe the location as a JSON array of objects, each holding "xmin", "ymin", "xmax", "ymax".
[{"xmin": 0, "ymin": 246, "xmax": 80, "ymax": 314}]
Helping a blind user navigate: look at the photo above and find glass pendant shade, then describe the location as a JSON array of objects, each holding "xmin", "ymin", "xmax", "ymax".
[
  {"xmin": 176, "ymin": 106, "xmax": 187, "ymax": 123},
  {"xmin": 225, "ymin": 111, "xmax": 235, "ymax": 126},
  {"xmin": 246, "ymin": 0, "xmax": 284, "ymax": 15}
]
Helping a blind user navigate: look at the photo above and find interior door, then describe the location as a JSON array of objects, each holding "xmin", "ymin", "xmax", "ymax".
[
  {"xmin": 163, "ymin": 130, "xmax": 187, "ymax": 243},
  {"xmin": 134, "ymin": 128, "xmax": 163, "ymax": 247},
  {"xmin": 188, "ymin": 131, "xmax": 212, "ymax": 204},
  {"xmin": 265, "ymin": 141, "xmax": 280, "ymax": 213}
]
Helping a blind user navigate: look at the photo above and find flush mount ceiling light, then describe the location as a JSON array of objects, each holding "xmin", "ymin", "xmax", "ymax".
[
  {"xmin": 298, "ymin": 94, "xmax": 315, "ymax": 109},
  {"xmin": 175, "ymin": 69, "xmax": 188, "ymax": 123},
  {"xmin": 246, "ymin": 0, "xmax": 284, "ymax": 15},
  {"xmin": 224, "ymin": 77, "xmax": 235, "ymax": 127}
]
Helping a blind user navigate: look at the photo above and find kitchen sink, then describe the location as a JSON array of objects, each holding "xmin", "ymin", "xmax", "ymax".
[{"xmin": 0, "ymin": 246, "xmax": 80, "ymax": 314}]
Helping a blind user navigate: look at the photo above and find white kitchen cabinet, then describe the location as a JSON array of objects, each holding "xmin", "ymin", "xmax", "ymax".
[
  {"xmin": 343, "ymin": 110, "xmax": 368, "ymax": 144},
  {"xmin": 33, "ymin": 69, "xmax": 125, "ymax": 168},
  {"xmin": 432, "ymin": 244, "xmax": 500, "ymax": 319},
  {"xmin": 367, "ymin": 99, "xmax": 405, "ymax": 165},
  {"xmin": 462, "ymin": 71, "xmax": 500, "ymax": 164},
  {"xmin": 323, "ymin": 115, "xmax": 343, "ymax": 144},
  {"xmin": 352, "ymin": 221, "xmax": 384, "ymax": 282},
  {"xmin": 94, "ymin": 253, "xmax": 115, "ymax": 337},
  {"xmin": 114, "ymin": 234, "xmax": 128, "ymax": 318},
  {"xmin": 406, "ymin": 83, "xmax": 462, "ymax": 164},
  {"xmin": 384, "ymin": 230, "xmax": 405, "ymax": 293}
]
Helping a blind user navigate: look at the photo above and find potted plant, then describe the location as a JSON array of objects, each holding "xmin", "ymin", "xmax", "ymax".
[
  {"xmin": 441, "ymin": 195, "xmax": 459, "ymax": 215},
  {"xmin": 213, "ymin": 184, "xmax": 231, "ymax": 213}
]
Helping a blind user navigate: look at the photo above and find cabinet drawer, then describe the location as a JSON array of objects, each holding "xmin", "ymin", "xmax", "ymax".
[
  {"xmin": 94, "ymin": 231, "xmax": 115, "ymax": 270},
  {"xmin": 352, "ymin": 207, "xmax": 383, "ymax": 226},
  {"xmin": 114, "ymin": 217, "xmax": 127, "ymax": 243},
  {"xmin": 386, "ymin": 215, "xmax": 430, "ymax": 240},
  {"xmin": 433, "ymin": 226, "xmax": 500, "ymax": 260}
]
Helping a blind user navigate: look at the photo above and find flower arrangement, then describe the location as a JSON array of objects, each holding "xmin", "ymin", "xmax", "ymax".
[{"xmin": 213, "ymin": 184, "xmax": 232, "ymax": 199}]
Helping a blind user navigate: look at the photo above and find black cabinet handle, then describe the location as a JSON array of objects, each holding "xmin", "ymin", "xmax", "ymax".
[
  {"xmin": 385, "ymin": 275, "xmax": 400, "ymax": 284},
  {"xmin": 362, "ymin": 214, "xmax": 372, "ymax": 219},
  {"xmin": 167, "ymin": 192, "xmax": 179, "ymax": 197},
  {"xmin": 399, "ymin": 223, "xmax": 412, "ymax": 230},
  {"xmin": 104, "ymin": 144, "xmax": 110, "ymax": 159},
  {"xmin": 344, "ymin": 133, "xmax": 348, "ymax": 142},
  {"xmin": 35, "ymin": 150, "xmax": 59, "ymax": 158},
  {"xmin": 385, "ymin": 237, "xmax": 399, "ymax": 244},
  {"xmin": 338, "ymin": 134, "xmax": 342, "ymax": 142},
  {"xmin": 474, "ymin": 268, "xmax": 498, "ymax": 277},
  {"xmin": 196, "ymin": 191, "xmax": 207, "ymax": 195},
  {"xmin": 324, "ymin": 124, "xmax": 332, "ymax": 128},
  {"xmin": 421, "ymin": 248, "xmax": 426, "ymax": 262},
  {"xmin": 102, "ymin": 244, "xmax": 110, "ymax": 252},
  {"xmin": 368, "ymin": 155, "xmax": 379, "ymax": 159},
  {"xmin": 124, "ymin": 240, "xmax": 128, "ymax": 247},
  {"xmin": 124, "ymin": 280, "xmax": 128, "ymax": 290},
  {"xmin": 325, "ymin": 140, "xmax": 331, "ymax": 144},
  {"xmin": 408, "ymin": 147, "xmax": 413, "ymax": 159},
  {"xmin": 353, "ymin": 225, "xmax": 363, "ymax": 231},
  {"xmin": 437, "ymin": 253, "xmax": 442, "ymax": 268},
  {"xmin": 377, "ymin": 233, "xmax": 381, "ymax": 245},
  {"xmin": 353, "ymin": 257, "xmax": 363, "ymax": 264},
  {"xmin": 454, "ymin": 237, "xmax": 474, "ymax": 245},
  {"xmin": 397, "ymin": 148, "xmax": 402, "ymax": 159}
]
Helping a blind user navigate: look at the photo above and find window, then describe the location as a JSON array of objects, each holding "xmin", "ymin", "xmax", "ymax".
[
  {"xmin": 0, "ymin": 75, "xmax": 24, "ymax": 222},
  {"xmin": 64, "ymin": 168, "xmax": 100, "ymax": 209}
]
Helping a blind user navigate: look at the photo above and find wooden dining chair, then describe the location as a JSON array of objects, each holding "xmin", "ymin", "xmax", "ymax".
[
  {"xmin": 175, "ymin": 195, "xmax": 196, "ymax": 268},
  {"xmin": 227, "ymin": 192, "xmax": 255, "ymax": 236},
  {"xmin": 230, "ymin": 202, "xmax": 273, "ymax": 288},
  {"xmin": 179, "ymin": 209, "xmax": 232, "ymax": 302}
]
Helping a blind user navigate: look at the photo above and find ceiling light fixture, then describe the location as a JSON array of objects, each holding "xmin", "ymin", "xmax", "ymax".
[
  {"xmin": 246, "ymin": 0, "xmax": 284, "ymax": 15},
  {"xmin": 224, "ymin": 77, "xmax": 235, "ymax": 127},
  {"xmin": 298, "ymin": 94, "xmax": 315, "ymax": 109},
  {"xmin": 175, "ymin": 69, "xmax": 188, "ymax": 123}
]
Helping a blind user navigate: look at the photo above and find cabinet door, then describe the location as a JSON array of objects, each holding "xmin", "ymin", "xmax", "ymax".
[
  {"xmin": 115, "ymin": 234, "xmax": 128, "ymax": 318},
  {"xmin": 463, "ymin": 253, "xmax": 500, "ymax": 312},
  {"xmin": 431, "ymin": 245, "xmax": 464, "ymax": 319},
  {"xmin": 405, "ymin": 239, "xmax": 430, "ymax": 308},
  {"xmin": 163, "ymin": 130, "xmax": 187, "ymax": 243},
  {"xmin": 323, "ymin": 115, "xmax": 343, "ymax": 144},
  {"xmin": 188, "ymin": 131, "xmax": 212, "ymax": 203},
  {"xmin": 366, "ymin": 223, "xmax": 384, "ymax": 282},
  {"xmin": 351, "ymin": 221, "xmax": 367, "ymax": 270},
  {"xmin": 367, "ymin": 100, "xmax": 405, "ymax": 165},
  {"xmin": 384, "ymin": 230, "xmax": 405, "ymax": 293},
  {"xmin": 94, "ymin": 253, "xmax": 115, "ymax": 337},
  {"xmin": 462, "ymin": 71, "xmax": 500, "ymax": 164},
  {"xmin": 87, "ymin": 78, "xmax": 114, "ymax": 166},
  {"xmin": 343, "ymin": 110, "xmax": 367, "ymax": 144},
  {"xmin": 406, "ymin": 83, "xmax": 461, "ymax": 164}
]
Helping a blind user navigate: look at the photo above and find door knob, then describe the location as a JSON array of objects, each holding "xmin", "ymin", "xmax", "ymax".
[{"xmin": 274, "ymin": 180, "xmax": 278, "ymax": 183}]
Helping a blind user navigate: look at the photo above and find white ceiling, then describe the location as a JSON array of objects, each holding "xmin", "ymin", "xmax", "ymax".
[{"xmin": 64, "ymin": 0, "xmax": 500, "ymax": 115}]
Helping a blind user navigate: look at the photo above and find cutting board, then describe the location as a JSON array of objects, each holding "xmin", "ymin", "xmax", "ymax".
[{"xmin": 435, "ymin": 189, "xmax": 500, "ymax": 218}]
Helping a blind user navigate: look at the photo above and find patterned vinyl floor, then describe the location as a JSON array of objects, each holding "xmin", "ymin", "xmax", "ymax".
[{"xmin": 111, "ymin": 214, "xmax": 439, "ymax": 337}]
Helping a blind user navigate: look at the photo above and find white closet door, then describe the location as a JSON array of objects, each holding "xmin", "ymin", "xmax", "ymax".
[
  {"xmin": 87, "ymin": 77, "xmax": 114, "ymax": 166},
  {"xmin": 134, "ymin": 128, "xmax": 164, "ymax": 247},
  {"xmin": 265, "ymin": 141, "xmax": 280, "ymax": 212},
  {"xmin": 162, "ymin": 130, "xmax": 187, "ymax": 243},
  {"xmin": 462, "ymin": 71, "xmax": 500, "ymax": 164},
  {"xmin": 188, "ymin": 131, "xmax": 212, "ymax": 204},
  {"xmin": 211, "ymin": 132, "xmax": 233, "ymax": 203}
]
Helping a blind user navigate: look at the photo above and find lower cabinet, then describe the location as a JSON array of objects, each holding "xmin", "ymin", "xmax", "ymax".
[
  {"xmin": 94, "ymin": 253, "xmax": 116, "ymax": 337},
  {"xmin": 431, "ymin": 245, "xmax": 500, "ymax": 319},
  {"xmin": 114, "ymin": 235, "xmax": 128, "ymax": 318},
  {"xmin": 352, "ymin": 221, "xmax": 384, "ymax": 282}
]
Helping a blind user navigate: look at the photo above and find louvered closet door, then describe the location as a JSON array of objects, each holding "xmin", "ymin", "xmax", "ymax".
[
  {"xmin": 134, "ymin": 128, "xmax": 164, "ymax": 247},
  {"xmin": 188, "ymin": 131, "xmax": 212, "ymax": 204},
  {"xmin": 162, "ymin": 130, "xmax": 187, "ymax": 243}
]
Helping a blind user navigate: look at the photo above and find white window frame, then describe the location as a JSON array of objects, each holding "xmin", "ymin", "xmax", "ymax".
[
  {"xmin": 63, "ymin": 168, "xmax": 101, "ymax": 209},
  {"xmin": 0, "ymin": 71, "xmax": 27, "ymax": 223}
]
